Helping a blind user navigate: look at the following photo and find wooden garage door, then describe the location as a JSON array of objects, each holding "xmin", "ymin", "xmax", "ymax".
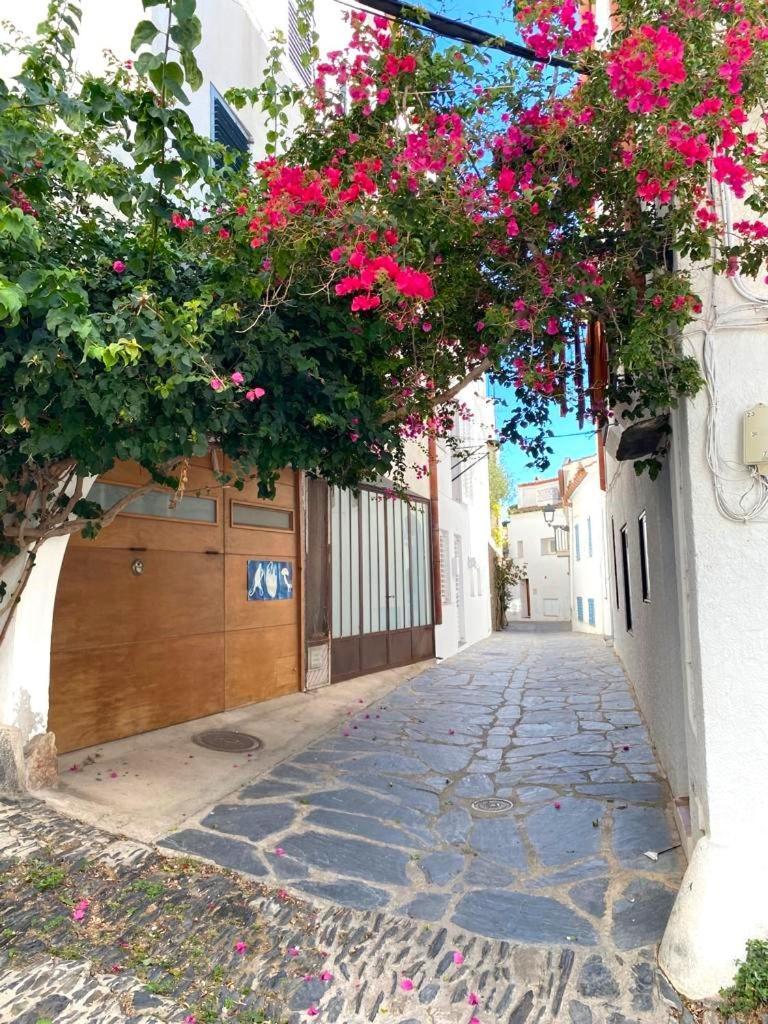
[{"xmin": 49, "ymin": 459, "xmax": 300, "ymax": 753}]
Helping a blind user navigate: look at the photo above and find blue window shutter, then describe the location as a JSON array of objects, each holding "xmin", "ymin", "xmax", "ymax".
[
  {"xmin": 587, "ymin": 516, "xmax": 593, "ymax": 558},
  {"xmin": 576, "ymin": 596, "xmax": 584, "ymax": 622},
  {"xmin": 212, "ymin": 94, "xmax": 251, "ymax": 168},
  {"xmin": 588, "ymin": 598, "xmax": 596, "ymax": 626},
  {"xmin": 574, "ymin": 523, "xmax": 581, "ymax": 561}
]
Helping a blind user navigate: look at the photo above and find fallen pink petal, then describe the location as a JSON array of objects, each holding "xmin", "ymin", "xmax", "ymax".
[
  {"xmin": 288, "ymin": 946, "xmax": 301, "ymax": 957},
  {"xmin": 400, "ymin": 978, "xmax": 414, "ymax": 991},
  {"xmin": 275, "ymin": 847, "xmax": 286, "ymax": 857},
  {"xmin": 453, "ymin": 951, "xmax": 464, "ymax": 964},
  {"xmin": 319, "ymin": 970, "xmax": 334, "ymax": 982},
  {"xmin": 306, "ymin": 1008, "xmax": 319, "ymax": 1017},
  {"xmin": 235, "ymin": 941, "xmax": 248, "ymax": 954}
]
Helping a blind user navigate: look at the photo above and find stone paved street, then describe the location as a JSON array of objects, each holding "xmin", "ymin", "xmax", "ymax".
[
  {"xmin": 0, "ymin": 629, "xmax": 689, "ymax": 1024},
  {"xmin": 164, "ymin": 629, "xmax": 683, "ymax": 951}
]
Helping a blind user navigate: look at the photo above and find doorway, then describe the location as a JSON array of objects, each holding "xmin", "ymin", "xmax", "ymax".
[
  {"xmin": 329, "ymin": 486, "xmax": 434, "ymax": 681},
  {"xmin": 49, "ymin": 459, "xmax": 301, "ymax": 753}
]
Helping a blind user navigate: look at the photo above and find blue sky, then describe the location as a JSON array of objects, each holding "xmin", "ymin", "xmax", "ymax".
[{"xmin": 412, "ymin": 0, "xmax": 596, "ymax": 489}]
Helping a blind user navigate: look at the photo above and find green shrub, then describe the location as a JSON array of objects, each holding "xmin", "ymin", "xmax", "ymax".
[{"xmin": 720, "ymin": 940, "xmax": 768, "ymax": 1018}]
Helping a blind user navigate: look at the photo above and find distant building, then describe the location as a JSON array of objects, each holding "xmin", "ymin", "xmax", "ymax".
[
  {"xmin": 506, "ymin": 476, "xmax": 571, "ymax": 622},
  {"xmin": 561, "ymin": 455, "xmax": 612, "ymax": 637}
]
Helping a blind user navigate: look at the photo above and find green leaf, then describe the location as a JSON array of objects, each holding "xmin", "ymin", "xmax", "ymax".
[
  {"xmin": 134, "ymin": 51, "xmax": 165, "ymax": 76},
  {"xmin": 130, "ymin": 19, "xmax": 159, "ymax": 51},
  {"xmin": 0, "ymin": 280, "xmax": 26, "ymax": 325},
  {"xmin": 180, "ymin": 47, "xmax": 203, "ymax": 91}
]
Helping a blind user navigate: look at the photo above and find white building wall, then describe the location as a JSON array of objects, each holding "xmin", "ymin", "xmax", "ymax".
[
  {"xmin": 506, "ymin": 505, "xmax": 571, "ymax": 622},
  {"xmin": 567, "ymin": 459, "xmax": 611, "ymax": 637},
  {"xmin": 432, "ymin": 381, "xmax": 493, "ymax": 659},
  {"xmin": 604, "ymin": 451, "xmax": 688, "ymax": 797}
]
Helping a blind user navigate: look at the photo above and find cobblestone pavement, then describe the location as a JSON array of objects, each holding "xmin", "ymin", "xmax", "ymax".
[{"xmin": 0, "ymin": 629, "xmax": 689, "ymax": 1023}]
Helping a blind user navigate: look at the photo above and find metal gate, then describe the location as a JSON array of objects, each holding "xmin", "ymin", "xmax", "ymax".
[{"xmin": 330, "ymin": 486, "xmax": 434, "ymax": 681}]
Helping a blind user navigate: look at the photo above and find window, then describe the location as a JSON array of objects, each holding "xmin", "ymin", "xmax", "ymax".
[
  {"xmin": 611, "ymin": 517, "xmax": 620, "ymax": 608},
  {"xmin": 574, "ymin": 523, "xmax": 581, "ymax": 560},
  {"xmin": 516, "ymin": 540, "xmax": 524, "ymax": 559},
  {"xmin": 587, "ymin": 516, "xmax": 593, "ymax": 558},
  {"xmin": 620, "ymin": 524, "xmax": 633, "ymax": 631},
  {"xmin": 543, "ymin": 597, "xmax": 560, "ymax": 616},
  {"xmin": 540, "ymin": 537, "xmax": 556, "ymax": 556},
  {"xmin": 588, "ymin": 597, "xmax": 596, "ymax": 626},
  {"xmin": 439, "ymin": 530, "xmax": 452, "ymax": 604},
  {"xmin": 88, "ymin": 482, "xmax": 217, "ymax": 523},
  {"xmin": 211, "ymin": 86, "xmax": 251, "ymax": 165},
  {"xmin": 638, "ymin": 511, "xmax": 651, "ymax": 602},
  {"xmin": 288, "ymin": 0, "xmax": 315, "ymax": 87},
  {"xmin": 232, "ymin": 502, "xmax": 293, "ymax": 531},
  {"xmin": 576, "ymin": 596, "xmax": 584, "ymax": 622}
]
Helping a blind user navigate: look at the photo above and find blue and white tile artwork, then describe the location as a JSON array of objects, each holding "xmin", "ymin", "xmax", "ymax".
[{"xmin": 247, "ymin": 559, "xmax": 293, "ymax": 601}]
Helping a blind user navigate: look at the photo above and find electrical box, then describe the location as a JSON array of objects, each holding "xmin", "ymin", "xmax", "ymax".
[{"xmin": 743, "ymin": 404, "xmax": 768, "ymax": 475}]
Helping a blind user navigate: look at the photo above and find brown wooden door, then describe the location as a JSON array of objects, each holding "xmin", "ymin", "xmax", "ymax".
[{"xmin": 49, "ymin": 461, "xmax": 300, "ymax": 753}]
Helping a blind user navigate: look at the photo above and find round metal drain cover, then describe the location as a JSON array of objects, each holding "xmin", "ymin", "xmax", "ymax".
[
  {"xmin": 471, "ymin": 797, "xmax": 514, "ymax": 814},
  {"xmin": 192, "ymin": 730, "xmax": 263, "ymax": 753}
]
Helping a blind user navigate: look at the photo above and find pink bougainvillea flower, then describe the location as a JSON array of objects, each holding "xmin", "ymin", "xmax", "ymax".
[
  {"xmin": 245, "ymin": 387, "xmax": 266, "ymax": 401},
  {"xmin": 235, "ymin": 940, "xmax": 248, "ymax": 955},
  {"xmin": 184, "ymin": 1016, "xmax": 197, "ymax": 1023},
  {"xmin": 470, "ymin": 1018, "xmax": 480, "ymax": 1024},
  {"xmin": 554, "ymin": 801, "xmax": 561, "ymax": 810},
  {"xmin": 319, "ymin": 970, "xmax": 334, "ymax": 982},
  {"xmin": 453, "ymin": 951, "xmax": 464, "ymax": 964},
  {"xmin": 210, "ymin": 378, "xmax": 223, "ymax": 391},
  {"xmin": 288, "ymin": 946, "xmax": 301, "ymax": 957},
  {"xmin": 468, "ymin": 992, "xmax": 480, "ymax": 1006},
  {"xmin": 275, "ymin": 847, "xmax": 286, "ymax": 857},
  {"xmin": 72, "ymin": 898, "xmax": 90, "ymax": 922},
  {"xmin": 400, "ymin": 978, "xmax": 414, "ymax": 991},
  {"xmin": 304, "ymin": 973, "xmax": 315, "ymax": 982},
  {"xmin": 306, "ymin": 1008, "xmax": 319, "ymax": 1018},
  {"xmin": 112, "ymin": 260, "xmax": 126, "ymax": 274},
  {"xmin": 277, "ymin": 889, "xmax": 290, "ymax": 901},
  {"xmin": 230, "ymin": 371, "xmax": 245, "ymax": 385}
]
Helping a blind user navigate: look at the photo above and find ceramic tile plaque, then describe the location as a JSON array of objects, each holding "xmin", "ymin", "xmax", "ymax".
[{"xmin": 247, "ymin": 559, "xmax": 293, "ymax": 601}]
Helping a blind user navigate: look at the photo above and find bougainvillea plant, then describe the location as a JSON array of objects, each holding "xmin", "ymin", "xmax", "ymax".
[{"xmin": 2, "ymin": 0, "xmax": 768, "ymax": 630}]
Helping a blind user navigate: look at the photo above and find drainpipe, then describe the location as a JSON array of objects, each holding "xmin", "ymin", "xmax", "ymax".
[{"xmin": 428, "ymin": 435, "xmax": 443, "ymax": 626}]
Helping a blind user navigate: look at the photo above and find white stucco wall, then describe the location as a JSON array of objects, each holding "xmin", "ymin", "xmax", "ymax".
[
  {"xmin": 432, "ymin": 381, "xmax": 493, "ymax": 659},
  {"xmin": 506, "ymin": 506, "xmax": 571, "ymax": 621},
  {"xmin": 1, "ymin": 0, "xmax": 347, "ymax": 150},
  {"xmin": 658, "ymin": 243, "xmax": 768, "ymax": 996},
  {"xmin": 604, "ymin": 447, "xmax": 688, "ymax": 798},
  {"xmin": 567, "ymin": 459, "xmax": 611, "ymax": 637}
]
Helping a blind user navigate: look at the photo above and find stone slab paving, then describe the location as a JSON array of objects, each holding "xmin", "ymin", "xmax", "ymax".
[
  {"xmin": 0, "ymin": 630, "xmax": 689, "ymax": 1024},
  {"xmin": 163, "ymin": 630, "xmax": 683, "ymax": 952},
  {"xmin": 0, "ymin": 797, "xmax": 688, "ymax": 1024}
]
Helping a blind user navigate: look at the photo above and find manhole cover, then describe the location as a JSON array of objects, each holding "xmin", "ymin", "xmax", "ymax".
[
  {"xmin": 471, "ymin": 797, "xmax": 514, "ymax": 814},
  {"xmin": 192, "ymin": 730, "xmax": 263, "ymax": 753}
]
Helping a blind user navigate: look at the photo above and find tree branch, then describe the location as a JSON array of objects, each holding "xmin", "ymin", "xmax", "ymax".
[{"xmin": 381, "ymin": 358, "xmax": 492, "ymax": 424}]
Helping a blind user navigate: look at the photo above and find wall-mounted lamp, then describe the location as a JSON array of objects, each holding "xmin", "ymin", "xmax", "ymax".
[{"xmin": 542, "ymin": 504, "xmax": 557, "ymax": 527}]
